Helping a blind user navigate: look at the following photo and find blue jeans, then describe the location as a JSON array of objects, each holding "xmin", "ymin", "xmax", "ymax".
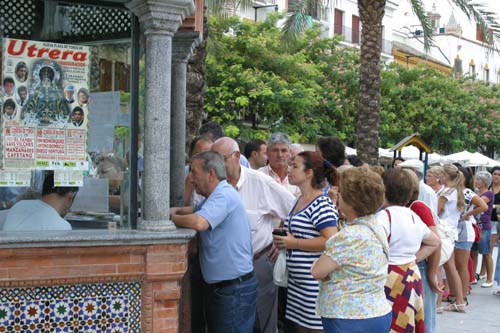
[
  {"xmin": 321, "ymin": 312, "xmax": 391, "ymax": 333},
  {"xmin": 418, "ymin": 260, "xmax": 437, "ymax": 333},
  {"xmin": 206, "ymin": 273, "xmax": 258, "ymax": 333}
]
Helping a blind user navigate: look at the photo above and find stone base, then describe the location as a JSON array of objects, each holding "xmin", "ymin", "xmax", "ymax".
[{"xmin": 138, "ymin": 218, "xmax": 177, "ymax": 232}]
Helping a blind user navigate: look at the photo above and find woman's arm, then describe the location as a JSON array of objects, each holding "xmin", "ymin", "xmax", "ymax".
[
  {"xmin": 311, "ymin": 254, "xmax": 338, "ymax": 280},
  {"xmin": 462, "ymin": 195, "xmax": 488, "ymax": 220},
  {"xmin": 416, "ymin": 228, "xmax": 441, "ymax": 262},
  {"xmin": 273, "ymin": 226, "xmax": 337, "ymax": 252},
  {"xmin": 438, "ymin": 196, "xmax": 447, "ymax": 216}
]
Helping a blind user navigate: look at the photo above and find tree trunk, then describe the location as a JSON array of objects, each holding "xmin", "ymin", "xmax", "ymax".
[
  {"xmin": 186, "ymin": 13, "xmax": 208, "ymax": 149},
  {"xmin": 356, "ymin": 0, "xmax": 385, "ymax": 165}
]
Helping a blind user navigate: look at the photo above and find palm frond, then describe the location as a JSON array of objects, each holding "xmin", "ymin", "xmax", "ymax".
[
  {"xmin": 205, "ymin": 0, "xmax": 255, "ymax": 17},
  {"xmin": 281, "ymin": 0, "xmax": 315, "ymax": 45},
  {"xmin": 449, "ymin": 0, "xmax": 500, "ymax": 52},
  {"xmin": 409, "ymin": 0, "xmax": 434, "ymax": 52}
]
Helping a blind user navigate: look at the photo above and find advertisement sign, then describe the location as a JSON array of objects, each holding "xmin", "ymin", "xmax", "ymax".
[{"xmin": 1, "ymin": 38, "xmax": 90, "ymax": 173}]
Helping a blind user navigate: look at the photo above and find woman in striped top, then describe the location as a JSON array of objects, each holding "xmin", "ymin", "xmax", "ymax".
[{"xmin": 273, "ymin": 151, "xmax": 338, "ymax": 332}]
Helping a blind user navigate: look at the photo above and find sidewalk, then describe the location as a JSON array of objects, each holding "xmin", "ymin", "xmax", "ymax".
[{"xmin": 438, "ymin": 248, "xmax": 500, "ymax": 333}]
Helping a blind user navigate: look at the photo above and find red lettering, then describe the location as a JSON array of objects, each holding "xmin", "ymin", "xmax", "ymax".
[
  {"xmin": 48, "ymin": 49, "xmax": 61, "ymax": 59},
  {"xmin": 7, "ymin": 40, "xmax": 27, "ymax": 56},
  {"xmin": 62, "ymin": 50, "xmax": 74, "ymax": 60},
  {"xmin": 37, "ymin": 48, "xmax": 50, "ymax": 58},
  {"xmin": 27, "ymin": 44, "xmax": 38, "ymax": 57},
  {"xmin": 74, "ymin": 52, "xmax": 87, "ymax": 61},
  {"xmin": 6, "ymin": 39, "xmax": 88, "ymax": 62}
]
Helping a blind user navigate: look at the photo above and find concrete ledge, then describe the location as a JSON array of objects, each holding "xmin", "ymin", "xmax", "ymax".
[{"xmin": 0, "ymin": 228, "xmax": 196, "ymax": 248}]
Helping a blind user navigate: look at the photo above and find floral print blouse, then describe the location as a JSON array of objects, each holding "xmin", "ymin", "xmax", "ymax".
[{"xmin": 316, "ymin": 214, "xmax": 391, "ymax": 319}]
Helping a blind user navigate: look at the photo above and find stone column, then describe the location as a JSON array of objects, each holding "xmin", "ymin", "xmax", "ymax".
[
  {"xmin": 127, "ymin": 0, "xmax": 194, "ymax": 231},
  {"xmin": 170, "ymin": 32, "xmax": 202, "ymax": 207}
]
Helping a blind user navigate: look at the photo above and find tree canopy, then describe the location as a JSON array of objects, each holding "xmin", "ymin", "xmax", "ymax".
[{"xmin": 205, "ymin": 15, "xmax": 500, "ymax": 155}]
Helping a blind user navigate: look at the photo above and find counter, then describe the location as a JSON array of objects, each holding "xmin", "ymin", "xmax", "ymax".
[{"xmin": 0, "ymin": 228, "xmax": 196, "ymax": 333}]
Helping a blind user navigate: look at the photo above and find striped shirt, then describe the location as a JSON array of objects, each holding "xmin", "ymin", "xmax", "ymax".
[{"xmin": 284, "ymin": 195, "xmax": 338, "ymax": 330}]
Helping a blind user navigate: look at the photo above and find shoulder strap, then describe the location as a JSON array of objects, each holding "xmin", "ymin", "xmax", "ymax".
[
  {"xmin": 357, "ymin": 219, "xmax": 390, "ymax": 261},
  {"xmin": 385, "ymin": 208, "xmax": 392, "ymax": 242}
]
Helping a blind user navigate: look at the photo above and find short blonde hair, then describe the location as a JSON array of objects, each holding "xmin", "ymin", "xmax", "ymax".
[{"xmin": 340, "ymin": 166, "xmax": 385, "ymax": 216}]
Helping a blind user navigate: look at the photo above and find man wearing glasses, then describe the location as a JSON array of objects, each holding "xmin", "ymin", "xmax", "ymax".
[{"xmin": 212, "ymin": 137, "xmax": 295, "ymax": 333}]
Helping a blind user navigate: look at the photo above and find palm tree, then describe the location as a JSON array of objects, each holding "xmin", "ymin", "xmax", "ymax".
[
  {"xmin": 283, "ymin": 0, "xmax": 499, "ymax": 164},
  {"xmin": 186, "ymin": 1, "xmax": 254, "ymax": 144}
]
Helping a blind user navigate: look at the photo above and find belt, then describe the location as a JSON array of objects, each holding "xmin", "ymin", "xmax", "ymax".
[
  {"xmin": 253, "ymin": 244, "xmax": 272, "ymax": 261},
  {"xmin": 210, "ymin": 271, "xmax": 254, "ymax": 289}
]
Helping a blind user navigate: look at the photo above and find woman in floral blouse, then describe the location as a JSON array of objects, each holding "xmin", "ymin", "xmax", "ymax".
[{"xmin": 311, "ymin": 166, "xmax": 391, "ymax": 332}]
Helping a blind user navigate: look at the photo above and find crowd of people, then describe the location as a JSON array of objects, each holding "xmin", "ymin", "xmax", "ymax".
[{"xmin": 171, "ymin": 122, "xmax": 500, "ymax": 333}]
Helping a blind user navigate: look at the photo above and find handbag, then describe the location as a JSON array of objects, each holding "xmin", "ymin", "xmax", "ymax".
[
  {"xmin": 472, "ymin": 223, "xmax": 482, "ymax": 243},
  {"xmin": 273, "ymin": 250, "xmax": 288, "ymax": 287},
  {"xmin": 433, "ymin": 213, "xmax": 455, "ymax": 266}
]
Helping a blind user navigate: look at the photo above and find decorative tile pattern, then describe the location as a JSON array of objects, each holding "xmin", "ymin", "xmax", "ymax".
[{"xmin": 0, "ymin": 282, "xmax": 141, "ymax": 333}]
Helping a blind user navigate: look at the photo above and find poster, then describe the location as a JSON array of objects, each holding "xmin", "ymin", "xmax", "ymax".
[{"xmin": 1, "ymin": 38, "xmax": 90, "ymax": 173}]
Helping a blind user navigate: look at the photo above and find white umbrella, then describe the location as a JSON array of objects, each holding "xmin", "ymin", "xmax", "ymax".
[
  {"xmin": 465, "ymin": 152, "xmax": 500, "ymax": 167},
  {"xmin": 379, "ymin": 148, "xmax": 393, "ymax": 158},
  {"xmin": 345, "ymin": 146, "xmax": 357, "ymax": 155},
  {"xmin": 444, "ymin": 151, "xmax": 474, "ymax": 163}
]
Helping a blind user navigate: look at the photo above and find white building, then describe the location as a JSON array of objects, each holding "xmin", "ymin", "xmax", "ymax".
[
  {"xmin": 237, "ymin": 0, "xmax": 399, "ymax": 59},
  {"xmin": 393, "ymin": 1, "xmax": 500, "ymax": 83}
]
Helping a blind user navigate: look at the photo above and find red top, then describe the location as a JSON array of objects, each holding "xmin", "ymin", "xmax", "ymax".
[{"xmin": 410, "ymin": 200, "xmax": 436, "ymax": 227}]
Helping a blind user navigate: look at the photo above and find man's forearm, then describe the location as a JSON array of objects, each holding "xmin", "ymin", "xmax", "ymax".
[{"xmin": 171, "ymin": 213, "xmax": 209, "ymax": 231}]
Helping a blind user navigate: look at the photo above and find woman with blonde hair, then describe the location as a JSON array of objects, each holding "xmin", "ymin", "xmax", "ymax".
[
  {"xmin": 312, "ymin": 166, "xmax": 391, "ymax": 332},
  {"xmin": 439, "ymin": 164, "xmax": 468, "ymax": 312},
  {"xmin": 426, "ymin": 166, "xmax": 446, "ymax": 194}
]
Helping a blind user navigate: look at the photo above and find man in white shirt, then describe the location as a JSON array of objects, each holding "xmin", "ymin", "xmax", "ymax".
[
  {"xmin": 212, "ymin": 137, "xmax": 296, "ymax": 333},
  {"xmin": 258, "ymin": 132, "xmax": 300, "ymax": 197},
  {"xmin": 2, "ymin": 172, "xmax": 78, "ymax": 231}
]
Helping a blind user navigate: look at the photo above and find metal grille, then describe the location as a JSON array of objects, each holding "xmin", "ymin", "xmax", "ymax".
[
  {"xmin": 61, "ymin": 4, "xmax": 131, "ymax": 38},
  {"xmin": 0, "ymin": 0, "xmax": 37, "ymax": 37}
]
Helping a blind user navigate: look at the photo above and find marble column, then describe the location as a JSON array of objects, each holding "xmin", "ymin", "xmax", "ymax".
[
  {"xmin": 127, "ymin": 0, "xmax": 194, "ymax": 231},
  {"xmin": 170, "ymin": 32, "xmax": 202, "ymax": 207}
]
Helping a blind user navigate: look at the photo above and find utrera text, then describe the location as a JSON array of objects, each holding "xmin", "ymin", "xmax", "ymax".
[{"xmin": 6, "ymin": 40, "xmax": 88, "ymax": 62}]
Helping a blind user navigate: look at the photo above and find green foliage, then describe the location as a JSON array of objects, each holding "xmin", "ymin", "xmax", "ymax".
[
  {"xmin": 224, "ymin": 124, "xmax": 240, "ymax": 138},
  {"xmin": 205, "ymin": 14, "xmax": 360, "ymax": 142},
  {"xmin": 205, "ymin": 16, "xmax": 500, "ymax": 154},
  {"xmin": 380, "ymin": 63, "xmax": 500, "ymax": 154},
  {"xmin": 114, "ymin": 126, "xmax": 130, "ymax": 140}
]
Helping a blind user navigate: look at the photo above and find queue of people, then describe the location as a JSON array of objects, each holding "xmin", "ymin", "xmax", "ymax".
[{"xmin": 167, "ymin": 124, "xmax": 499, "ymax": 333}]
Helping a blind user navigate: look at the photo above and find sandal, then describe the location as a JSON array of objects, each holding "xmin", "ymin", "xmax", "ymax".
[
  {"xmin": 436, "ymin": 306, "xmax": 444, "ymax": 314},
  {"xmin": 444, "ymin": 303, "xmax": 466, "ymax": 313},
  {"xmin": 443, "ymin": 295, "xmax": 456, "ymax": 303}
]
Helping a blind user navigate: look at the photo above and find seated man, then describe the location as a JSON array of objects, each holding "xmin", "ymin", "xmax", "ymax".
[
  {"xmin": 2, "ymin": 172, "xmax": 78, "ymax": 231},
  {"xmin": 170, "ymin": 151, "xmax": 257, "ymax": 333}
]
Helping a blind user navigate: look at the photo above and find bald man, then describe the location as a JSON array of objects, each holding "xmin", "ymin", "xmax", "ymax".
[{"xmin": 212, "ymin": 137, "xmax": 295, "ymax": 333}]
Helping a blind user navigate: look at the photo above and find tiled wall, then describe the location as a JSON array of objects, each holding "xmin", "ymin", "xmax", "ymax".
[
  {"xmin": 0, "ymin": 243, "xmax": 191, "ymax": 333},
  {"xmin": 0, "ymin": 281, "xmax": 141, "ymax": 332}
]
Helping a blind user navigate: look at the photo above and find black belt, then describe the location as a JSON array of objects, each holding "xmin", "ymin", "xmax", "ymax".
[{"xmin": 209, "ymin": 271, "xmax": 254, "ymax": 289}]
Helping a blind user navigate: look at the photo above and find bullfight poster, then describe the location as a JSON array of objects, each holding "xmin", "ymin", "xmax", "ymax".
[{"xmin": 1, "ymin": 38, "xmax": 90, "ymax": 173}]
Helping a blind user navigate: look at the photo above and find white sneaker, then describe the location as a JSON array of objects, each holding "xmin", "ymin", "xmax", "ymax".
[{"xmin": 481, "ymin": 281, "xmax": 494, "ymax": 288}]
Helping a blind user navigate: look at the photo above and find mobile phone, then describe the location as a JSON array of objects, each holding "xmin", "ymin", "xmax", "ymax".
[{"xmin": 272, "ymin": 228, "xmax": 287, "ymax": 236}]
